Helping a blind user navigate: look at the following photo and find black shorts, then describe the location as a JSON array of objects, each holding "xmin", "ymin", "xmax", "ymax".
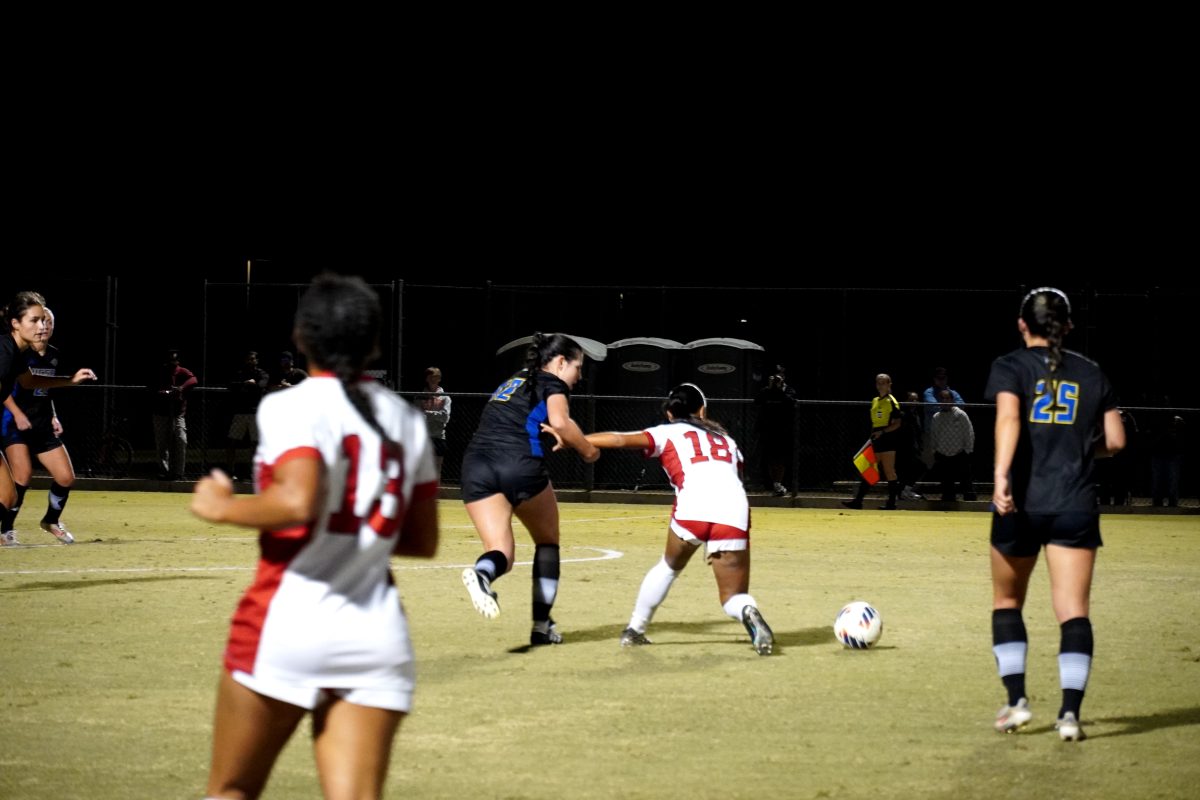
[
  {"xmin": 991, "ymin": 511, "xmax": 1103, "ymax": 557},
  {"xmin": 461, "ymin": 448, "xmax": 549, "ymax": 507},
  {"xmin": 872, "ymin": 429, "xmax": 900, "ymax": 453},
  {"xmin": 2, "ymin": 419, "xmax": 64, "ymax": 455},
  {"xmin": 431, "ymin": 438, "xmax": 447, "ymax": 458}
]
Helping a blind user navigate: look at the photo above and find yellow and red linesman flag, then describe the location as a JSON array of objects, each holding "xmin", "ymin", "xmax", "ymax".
[{"xmin": 853, "ymin": 440, "xmax": 881, "ymax": 485}]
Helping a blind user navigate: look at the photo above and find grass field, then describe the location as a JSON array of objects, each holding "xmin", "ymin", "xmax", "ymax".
[{"xmin": 1, "ymin": 493, "xmax": 1198, "ymax": 799}]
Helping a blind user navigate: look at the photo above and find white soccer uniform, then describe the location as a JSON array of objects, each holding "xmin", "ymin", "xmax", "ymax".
[
  {"xmin": 224, "ymin": 376, "xmax": 438, "ymax": 712},
  {"xmin": 643, "ymin": 421, "xmax": 750, "ymax": 551}
]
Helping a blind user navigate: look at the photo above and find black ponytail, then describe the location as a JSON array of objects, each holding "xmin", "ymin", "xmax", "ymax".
[
  {"xmin": 295, "ymin": 274, "xmax": 392, "ymax": 445},
  {"xmin": 664, "ymin": 383, "xmax": 727, "ymax": 435},
  {"xmin": 1020, "ymin": 286, "xmax": 1072, "ymax": 381},
  {"xmin": 523, "ymin": 332, "xmax": 583, "ymax": 394}
]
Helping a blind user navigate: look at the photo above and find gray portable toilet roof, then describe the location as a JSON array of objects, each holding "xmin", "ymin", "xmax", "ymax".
[
  {"xmin": 684, "ymin": 338, "xmax": 765, "ymax": 350},
  {"xmin": 606, "ymin": 337, "xmax": 685, "ymax": 349},
  {"xmin": 496, "ymin": 334, "xmax": 608, "ymax": 362}
]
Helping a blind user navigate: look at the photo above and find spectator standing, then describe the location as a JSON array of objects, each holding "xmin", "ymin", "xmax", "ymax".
[
  {"xmin": 1150, "ymin": 415, "xmax": 1184, "ymax": 507},
  {"xmin": 930, "ymin": 388, "xmax": 976, "ymax": 500},
  {"xmin": 420, "ymin": 366, "xmax": 451, "ymax": 479},
  {"xmin": 268, "ymin": 350, "xmax": 308, "ymax": 392},
  {"xmin": 151, "ymin": 348, "xmax": 197, "ymax": 480},
  {"xmin": 225, "ymin": 351, "xmax": 269, "ymax": 480},
  {"xmin": 754, "ymin": 365, "xmax": 796, "ymax": 496}
]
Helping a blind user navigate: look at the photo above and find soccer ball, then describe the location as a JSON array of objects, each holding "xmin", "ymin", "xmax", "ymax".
[{"xmin": 834, "ymin": 601, "xmax": 882, "ymax": 649}]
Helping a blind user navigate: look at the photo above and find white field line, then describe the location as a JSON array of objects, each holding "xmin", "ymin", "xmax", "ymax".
[
  {"xmin": 0, "ymin": 511, "xmax": 654, "ymax": 575},
  {"xmin": 0, "ymin": 546, "xmax": 624, "ymax": 576}
]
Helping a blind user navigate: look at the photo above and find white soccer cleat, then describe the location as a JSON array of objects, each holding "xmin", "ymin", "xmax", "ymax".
[
  {"xmin": 1, "ymin": 530, "xmax": 19, "ymax": 547},
  {"xmin": 1056, "ymin": 712, "xmax": 1085, "ymax": 742},
  {"xmin": 462, "ymin": 568, "xmax": 499, "ymax": 619},
  {"xmin": 41, "ymin": 521, "xmax": 75, "ymax": 544},
  {"xmin": 995, "ymin": 697, "xmax": 1033, "ymax": 733}
]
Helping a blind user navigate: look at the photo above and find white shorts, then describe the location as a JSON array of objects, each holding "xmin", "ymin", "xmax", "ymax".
[
  {"xmin": 228, "ymin": 414, "xmax": 259, "ymax": 442},
  {"xmin": 232, "ymin": 669, "xmax": 413, "ymax": 713},
  {"xmin": 670, "ymin": 517, "xmax": 749, "ymax": 554}
]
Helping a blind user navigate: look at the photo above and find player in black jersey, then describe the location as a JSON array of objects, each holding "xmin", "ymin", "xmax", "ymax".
[
  {"xmin": 2, "ymin": 307, "xmax": 82, "ymax": 544},
  {"xmin": 460, "ymin": 333, "xmax": 600, "ymax": 646},
  {"xmin": 0, "ymin": 292, "xmax": 96, "ymax": 547},
  {"xmin": 985, "ymin": 287, "xmax": 1125, "ymax": 742}
]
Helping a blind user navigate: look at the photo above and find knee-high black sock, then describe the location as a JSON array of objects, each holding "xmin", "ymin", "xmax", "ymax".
[
  {"xmin": 854, "ymin": 479, "xmax": 869, "ymax": 502},
  {"xmin": 993, "ymin": 609, "xmax": 1028, "ymax": 706},
  {"xmin": 532, "ymin": 544, "xmax": 560, "ymax": 624},
  {"xmin": 43, "ymin": 482, "xmax": 71, "ymax": 525},
  {"xmin": 1059, "ymin": 617, "xmax": 1093, "ymax": 718},
  {"xmin": 473, "ymin": 550, "xmax": 508, "ymax": 583},
  {"xmin": 886, "ymin": 480, "xmax": 899, "ymax": 506},
  {"xmin": 3, "ymin": 483, "xmax": 28, "ymax": 531}
]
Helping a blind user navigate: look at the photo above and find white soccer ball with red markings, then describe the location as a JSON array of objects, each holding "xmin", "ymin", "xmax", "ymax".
[{"xmin": 834, "ymin": 601, "xmax": 882, "ymax": 649}]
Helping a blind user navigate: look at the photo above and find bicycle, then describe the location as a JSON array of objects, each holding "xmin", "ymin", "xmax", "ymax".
[{"xmin": 87, "ymin": 415, "xmax": 133, "ymax": 478}]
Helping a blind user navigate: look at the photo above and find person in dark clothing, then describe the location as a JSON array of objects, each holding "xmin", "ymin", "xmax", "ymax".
[
  {"xmin": 1, "ymin": 292, "xmax": 96, "ymax": 546},
  {"xmin": 268, "ymin": 350, "xmax": 308, "ymax": 392},
  {"xmin": 1150, "ymin": 415, "xmax": 1184, "ymax": 507},
  {"xmin": 986, "ymin": 287, "xmax": 1125, "ymax": 742},
  {"xmin": 755, "ymin": 365, "xmax": 796, "ymax": 496},
  {"xmin": 459, "ymin": 333, "xmax": 600, "ymax": 646},
  {"xmin": 1, "ymin": 307, "xmax": 81, "ymax": 544},
  {"xmin": 225, "ymin": 350, "xmax": 269, "ymax": 480}
]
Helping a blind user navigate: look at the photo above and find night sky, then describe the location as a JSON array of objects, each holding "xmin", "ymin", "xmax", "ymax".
[{"xmin": 3, "ymin": 261, "xmax": 1192, "ymax": 409}]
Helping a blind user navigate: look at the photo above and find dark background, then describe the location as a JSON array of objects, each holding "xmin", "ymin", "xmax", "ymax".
[{"xmin": 2, "ymin": 263, "xmax": 1191, "ymax": 408}]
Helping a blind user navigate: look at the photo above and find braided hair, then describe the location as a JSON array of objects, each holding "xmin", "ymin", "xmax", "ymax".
[
  {"xmin": 294, "ymin": 274, "xmax": 391, "ymax": 444},
  {"xmin": 664, "ymin": 383, "xmax": 727, "ymax": 435},
  {"xmin": 1020, "ymin": 286, "xmax": 1072, "ymax": 380}
]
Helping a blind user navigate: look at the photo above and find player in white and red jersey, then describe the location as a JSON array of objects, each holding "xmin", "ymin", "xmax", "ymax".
[
  {"xmin": 191, "ymin": 275, "xmax": 439, "ymax": 800},
  {"xmin": 582, "ymin": 383, "xmax": 774, "ymax": 655}
]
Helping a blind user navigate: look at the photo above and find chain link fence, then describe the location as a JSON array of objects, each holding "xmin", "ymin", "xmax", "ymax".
[{"xmin": 43, "ymin": 384, "xmax": 1199, "ymax": 509}]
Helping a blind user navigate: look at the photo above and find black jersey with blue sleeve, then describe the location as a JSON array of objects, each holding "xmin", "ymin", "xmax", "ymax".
[
  {"xmin": 467, "ymin": 370, "xmax": 570, "ymax": 458},
  {"xmin": 10, "ymin": 345, "xmax": 60, "ymax": 427},
  {"xmin": 985, "ymin": 347, "xmax": 1117, "ymax": 513}
]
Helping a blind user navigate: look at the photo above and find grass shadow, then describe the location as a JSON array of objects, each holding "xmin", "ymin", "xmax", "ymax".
[
  {"xmin": 0, "ymin": 575, "xmax": 221, "ymax": 593},
  {"xmin": 1088, "ymin": 705, "xmax": 1200, "ymax": 739}
]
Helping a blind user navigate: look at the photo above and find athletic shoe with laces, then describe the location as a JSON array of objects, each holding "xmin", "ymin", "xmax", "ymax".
[
  {"xmin": 994, "ymin": 697, "xmax": 1033, "ymax": 733},
  {"xmin": 900, "ymin": 487, "xmax": 925, "ymax": 501},
  {"xmin": 772, "ymin": 482, "xmax": 788, "ymax": 497},
  {"xmin": 1056, "ymin": 712, "xmax": 1085, "ymax": 741},
  {"xmin": 530, "ymin": 618, "xmax": 562, "ymax": 646},
  {"xmin": 41, "ymin": 521, "xmax": 75, "ymax": 544},
  {"xmin": 619, "ymin": 627, "xmax": 652, "ymax": 647},
  {"xmin": 1, "ymin": 530, "xmax": 19, "ymax": 547},
  {"xmin": 741, "ymin": 605, "xmax": 774, "ymax": 656},
  {"xmin": 461, "ymin": 568, "xmax": 499, "ymax": 619}
]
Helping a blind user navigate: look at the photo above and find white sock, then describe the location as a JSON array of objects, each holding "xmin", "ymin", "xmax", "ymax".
[
  {"xmin": 628, "ymin": 557, "xmax": 679, "ymax": 632},
  {"xmin": 722, "ymin": 593, "xmax": 756, "ymax": 620}
]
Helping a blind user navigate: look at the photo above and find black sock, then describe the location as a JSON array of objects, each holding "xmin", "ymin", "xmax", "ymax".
[
  {"xmin": 3, "ymin": 483, "xmax": 27, "ymax": 531},
  {"xmin": 1059, "ymin": 617, "xmax": 1093, "ymax": 718},
  {"xmin": 43, "ymin": 482, "xmax": 71, "ymax": 525},
  {"xmin": 992, "ymin": 609, "xmax": 1028, "ymax": 706},
  {"xmin": 854, "ymin": 480, "xmax": 869, "ymax": 502},
  {"xmin": 474, "ymin": 550, "xmax": 508, "ymax": 583},
  {"xmin": 532, "ymin": 544, "xmax": 560, "ymax": 624},
  {"xmin": 887, "ymin": 481, "xmax": 899, "ymax": 505}
]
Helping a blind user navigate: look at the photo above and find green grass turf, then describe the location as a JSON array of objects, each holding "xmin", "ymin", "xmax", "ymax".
[{"xmin": 1, "ymin": 493, "xmax": 1197, "ymax": 799}]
